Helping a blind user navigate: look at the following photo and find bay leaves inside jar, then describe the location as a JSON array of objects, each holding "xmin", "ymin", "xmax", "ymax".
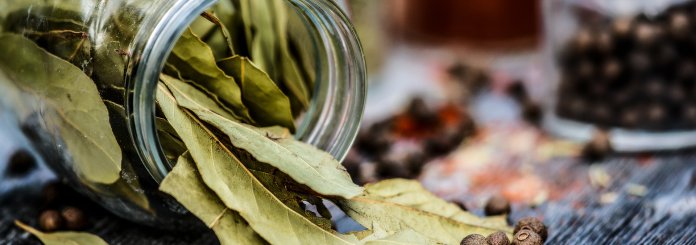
[
  {"xmin": 160, "ymin": 153, "xmax": 266, "ymax": 245},
  {"xmin": 217, "ymin": 55, "xmax": 295, "ymax": 131},
  {"xmin": 175, "ymin": 97, "xmax": 362, "ymax": 199},
  {"xmin": 15, "ymin": 220, "xmax": 108, "ymax": 245},
  {"xmin": 155, "ymin": 85, "xmax": 359, "ymax": 245},
  {"xmin": 0, "ymin": 33, "xmax": 122, "ymax": 184},
  {"xmin": 166, "ymin": 28, "xmax": 254, "ymax": 123}
]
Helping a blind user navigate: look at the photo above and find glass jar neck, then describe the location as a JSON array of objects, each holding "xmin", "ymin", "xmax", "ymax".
[{"xmin": 126, "ymin": 0, "xmax": 366, "ymax": 183}]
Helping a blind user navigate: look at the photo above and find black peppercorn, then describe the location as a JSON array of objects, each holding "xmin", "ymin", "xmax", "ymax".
[
  {"xmin": 39, "ymin": 210, "xmax": 64, "ymax": 232},
  {"xmin": 522, "ymin": 101, "xmax": 542, "ymax": 126},
  {"xmin": 484, "ymin": 195, "xmax": 511, "ymax": 216},
  {"xmin": 486, "ymin": 231, "xmax": 511, "ymax": 245},
  {"xmin": 646, "ymin": 104, "xmax": 666, "ymax": 125},
  {"xmin": 629, "ymin": 52, "xmax": 651, "ymax": 72},
  {"xmin": 512, "ymin": 230, "xmax": 543, "ymax": 245},
  {"xmin": 5, "ymin": 149, "xmax": 36, "ymax": 177},
  {"xmin": 507, "ymin": 81, "xmax": 530, "ymax": 103},
  {"xmin": 376, "ymin": 159, "xmax": 412, "ymax": 179},
  {"xmin": 514, "ymin": 217, "xmax": 548, "ymax": 242},
  {"xmin": 612, "ymin": 17, "xmax": 633, "ymax": 38},
  {"xmin": 581, "ymin": 130, "xmax": 612, "ymax": 162},
  {"xmin": 669, "ymin": 12, "xmax": 690, "ymax": 38},
  {"xmin": 620, "ymin": 109, "xmax": 640, "ymax": 128},
  {"xmin": 460, "ymin": 234, "xmax": 486, "ymax": 245},
  {"xmin": 573, "ymin": 28, "xmax": 595, "ymax": 52},
  {"xmin": 407, "ymin": 97, "xmax": 439, "ymax": 126},
  {"xmin": 634, "ymin": 22, "xmax": 658, "ymax": 47},
  {"xmin": 576, "ymin": 60, "xmax": 595, "ymax": 79},
  {"xmin": 62, "ymin": 207, "xmax": 87, "ymax": 230},
  {"xmin": 602, "ymin": 59, "xmax": 622, "ymax": 80}
]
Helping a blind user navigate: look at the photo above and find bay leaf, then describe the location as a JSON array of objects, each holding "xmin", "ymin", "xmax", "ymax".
[
  {"xmin": 0, "ymin": 33, "xmax": 121, "ymax": 184},
  {"xmin": 160, "ymin": 153, "xmax": 266, "ymax": 245},
  {"xmin": 102, "ymin": 101, "xmax": 153, "ymax": 212},
  {"xmin": 167, "ymin": 28, "xmax": 253, "ymax": 123},
  {"xmin": 200, "ymin": 11, "xmax": 236, "ymax": 57},
  {"xmin": 15, "ymin": 220, "xmax": 108, "ymax": 245},
  {"xmin": 156, "ymin": 85, "xmax": 358, "ymax": 245},
  {"xmin": 217, "ymin": 55, "xmax": 295, "ymax": 131},
  {"xmin": 183, "ymin": 105, "xmax": 362, "ymax": 199},
  {"xmin": 279, "ymin": 49, "xmax": 311, "ymax": 115},
  {"xmin": 358, "ymin": 222, "xmax": 438, "ymax": 245},
  {"xmin": 360, "ymin": 179, "xmax": 511, "ymax": 232},
  {"xmin": 160, "ymin": 74, "xmax": 240, "ymax": 122}
]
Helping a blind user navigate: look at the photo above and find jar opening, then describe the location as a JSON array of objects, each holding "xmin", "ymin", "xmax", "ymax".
[{"xmin": 128, "ymin": 0, "xmax": 366, "ymax": 183}]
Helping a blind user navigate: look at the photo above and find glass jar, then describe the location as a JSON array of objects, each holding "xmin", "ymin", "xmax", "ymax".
[
  {"xmin": 0, "ymin": 0, "xmax": 365, "ymax": 228},
  {"xmin": 543, "ymin": 0, "xmax": 696, "ymax": 151}
]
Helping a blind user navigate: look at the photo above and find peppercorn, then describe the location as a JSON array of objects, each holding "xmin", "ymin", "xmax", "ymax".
[
  {"xmin": 581, "ymin": 129, "xmax": 612, "ymax": 162},
  {"xmin": 602, "ymin": 59, "xmax": 622, "ymax": 80},
  {"xmin": 484, "ymin": 195, "xmax": 511, "ymax": 216},
  {"xmin": 486, "ymin": 231, "xmax": 511, "ymax": 245},
  {"xmin": 506, "ymin": 81, "xmax": 529, "ymax": 103},
  {"xmin": 512, "ymin": 230, "xmax": 543, "ymax": 245},
  {"xmin": 407, "ymin": 97, "xmax": 438, "ymax": 126},
  {"xmin": 5, "ymin": 149, "xmax": 36, "ymax": 177},
  {"xmin": 460, "ymin": 234, "xmax": 486, "ymax": 245},
  {"xmin": 376, "ymin": 159, "xmax": 412, "ymax": 179},
  {"xmin": 522, "ymin": 101, "xmax": 542, "ymax": 126},
  {"xmin": 669, "ymin": 12, "xmax": 690, "ymax": 38},
  {"xmin": 514, "ymin": 217, "xmax": 548, "ymax": 242},
  {"xmin": 61, "ymin": 207, "xmax": 87, "ymax": 230},
  {"xmin": 39, "ymin": 210, "xmax": 64, "ymax": 232}
]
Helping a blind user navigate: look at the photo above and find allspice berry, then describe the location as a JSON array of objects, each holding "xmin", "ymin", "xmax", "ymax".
[
  {"xmin": 512, "ymin": 230, "xmax": 543, "ymax": 245},
  {"xmin": 581, "ymin": 129, "xmax": 612, "ymax": 162},
  {"xmin": 6, "ymin": 149, "xmax": 36, "ymax": 177},
  {"xmin": 39, "ymin": 210, "xmax": 64, "ymax": 232},
  {"xmin": 484, "ymin": 195, "xmax": 511, "ymax": 216},
  {"xmin": 514, "ymin": 217, "xmax": 548, "ymax": 242},
  {"xmin": 61, "ymin": 207, "xmax": 87, "ymax": 230},
  {"xmin": 460, "ymin": 234, "xmax": 486, "ymax": 245},
  {"xmin": 486, "ymin": 231, "xmax": 511, "ymax": 245}
]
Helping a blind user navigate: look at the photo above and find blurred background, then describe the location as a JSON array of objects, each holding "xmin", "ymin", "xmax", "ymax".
[{"xmin": 3, "ymin": 0, "xmax": 696, "ymax": 243}]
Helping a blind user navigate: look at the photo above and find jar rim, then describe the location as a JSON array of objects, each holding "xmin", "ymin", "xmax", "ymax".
[{"xmin": 127, "ymin": 0, "xmax": 366, "ymax": 183}]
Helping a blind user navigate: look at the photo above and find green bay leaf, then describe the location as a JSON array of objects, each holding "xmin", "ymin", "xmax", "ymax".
[
  {"xmin": 0, "ymin": 33, "xmax": 121, "ymax": 184},
  {"xmin": 15, "ymin": 220, "xmax": 108, "ymax": 245},
  {"xmin": 218, "ymin": 55, "xmax": 295, "ymax": 131},
  {"xmin": 339, "ymin": 179, "xmax": 513, "ymax": 244},
  {"xmin": 185, "ymin": 105, "xmax": 362, "ymax": 199},
  {"xmin": 361, "ymin": 179, "xmax": 511, "ymax": 233},
  {"xmin": 160, "ymin": 74, "xmax": 240, "ymax": 122},
  {"xmin": 156, "ymin": 85, "xmax": 358, "ymax": 245},
  {"xmin": 160, "ymin": 154, "xmax": 266, "ymax": 245},
  {"xmin": 167, "ymin": 28, "xmax": 253, "ymax": 123}
]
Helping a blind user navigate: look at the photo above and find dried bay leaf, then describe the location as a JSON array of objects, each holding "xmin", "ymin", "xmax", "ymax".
[
  {"xmin": 15, "ymin": 220, "xmax": 108, "ymax": 245},
  {"xmin": 0, "ymin": 33, "xmax": 121, "ymax": 184},
  {"xmin": 156, "ymin": 85, "xmax": 358, "ymax": 245},
  {"xmin": 279, "ymin": 49, "xmax": 311, "ymax": 115},
  {"xmin": 160, "ymin": 74, "xmax": 240, "ymax": 122},
  {"xmin": 360, "ymin": 179, "xmax": 511, "ymax": 232},
  {"xmin": 102, "ymin": 101, "xmax": 153, "ymax": 212},
  {"xmin": 339, "ymin": 180, "xmax": 513, "ymax": 244},
  {"xmin": 217, "ymin": 55, "xmax": 295, "ymax": 131},
  {"xmin": 160, "ymin": 154, "xmax": 266, "ymax": 245},
  {"xmin": 185, "ymin": 107, "xmax": 362, "ymax": 199},
  {"xmin": 167, "ymin": 28, "xmax": 253, "ymax": 123}
]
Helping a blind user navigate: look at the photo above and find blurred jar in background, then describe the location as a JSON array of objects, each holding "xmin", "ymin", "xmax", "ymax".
[
  {"xmin": 544, "ymin": 0, "xmax": 696, "ymax": 151},
  {"xmin": 391, "ymin": 0, "xmax": 540, "ymax": 49}
]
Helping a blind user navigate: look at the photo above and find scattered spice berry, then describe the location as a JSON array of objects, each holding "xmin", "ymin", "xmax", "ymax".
[
  {"xmin": 5, "ymin": 149, "xmax": 36, "ymax": 177},
  {"xmin": 61, "ymin": 207, "xmax": 87, "ymax": 230},
  {"xmin": 486, "ymin": 231, "xmax": 511, "ymax": 245},
  {"xmin": 514, "ymin": 217, "xmax": 548, "ymax": 242},
  {"xmin": 460, "ymin": 233, "xmax": 486, "ymax": 245},
  {"xmin": 39, "ymin": 210, "xmax": 64, "ymax": 232},
  {"xmin": 512, "ymin": 229, "xmax": 543, "ymax": 245},
  {"xmin": 581, "ymin": 130, "xmax": 612, "ymax": 162},
  {"xmin": 484, "ymin": 195, "xmax": 511, "ymax": 216}
]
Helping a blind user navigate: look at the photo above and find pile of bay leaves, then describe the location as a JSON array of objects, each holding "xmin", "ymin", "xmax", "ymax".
[{"xmin": 0, "ymin": 0, "xmax": 513, "ymax": 244}]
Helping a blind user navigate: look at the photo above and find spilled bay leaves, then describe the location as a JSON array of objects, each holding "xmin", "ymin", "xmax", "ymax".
[
  {"xmin": 0, "ymin": 33, "xmax": 122, "ymax": 184},
  {"xmin": 15, "ymin": 220, "xmax": 108, "ymax": 245}
]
